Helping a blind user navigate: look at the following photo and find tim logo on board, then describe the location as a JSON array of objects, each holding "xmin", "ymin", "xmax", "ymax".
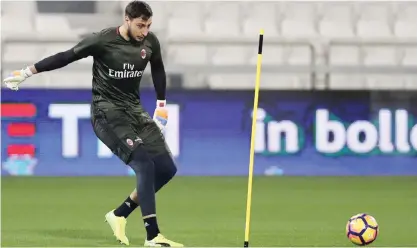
[{"xmin": 48, "ymin": 103, "xmax": 180, "ymax": 176}]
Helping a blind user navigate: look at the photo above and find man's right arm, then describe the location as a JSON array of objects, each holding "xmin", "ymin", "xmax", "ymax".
[
  {"xmin": 3, "ymin": 32, "xmax": 102, "ymax": 90},
  {"xmin": 33, "ymin": 32, "xmax": 102, "ymax": 74},
  {"xmin": 30, "ymin": 49, "xmax": 78, "ymax": 74}
]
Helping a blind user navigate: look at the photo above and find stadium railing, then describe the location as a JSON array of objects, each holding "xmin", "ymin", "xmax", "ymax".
[{"xmin": 325, "ymin": 38, "xmax": 417, "ymax": 89}]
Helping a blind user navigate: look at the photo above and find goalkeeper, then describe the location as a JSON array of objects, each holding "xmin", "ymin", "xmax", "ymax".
[{"xmin": 3, "ymin": 1, "xmax": 182, "ymax": 247}]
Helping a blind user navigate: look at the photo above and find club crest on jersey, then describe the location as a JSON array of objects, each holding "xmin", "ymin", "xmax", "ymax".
[
  {"xmin": 140, "ymin": 49, "xmax": 146, "ymax": 59},
  {"xmin": 126, "ymin": 139, "xmax": 134, "ymax": 146}
]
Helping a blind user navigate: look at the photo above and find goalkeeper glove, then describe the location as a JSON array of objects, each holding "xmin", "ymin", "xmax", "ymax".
[
  {"xmin": 3, "ymin": 67, "xmax": 33, "ymax": 91},
  {"xmin": 153, "ymin": 100, "xmax": 168, "ymax": 131}
]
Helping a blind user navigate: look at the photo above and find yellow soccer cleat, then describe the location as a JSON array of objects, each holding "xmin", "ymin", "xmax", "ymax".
[
  {"xmin": 104, "ymin": 209, "xmax": 130, "ymax": 245},
  {"xmin": 144, "ymin": 233, "xmax": 184, "ymax": 247}
]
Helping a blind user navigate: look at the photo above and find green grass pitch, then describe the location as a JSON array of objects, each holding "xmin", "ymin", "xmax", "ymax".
[{"xmin": 2, "ymin": 176, "xmax": 417, "ymax": 247}]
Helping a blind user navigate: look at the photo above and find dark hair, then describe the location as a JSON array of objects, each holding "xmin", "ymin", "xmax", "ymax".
[{"xmin": 125, "ymin": 1, "xmax": 153, "ymax": 20}]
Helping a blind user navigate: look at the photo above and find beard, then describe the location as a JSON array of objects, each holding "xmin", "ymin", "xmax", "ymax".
[{"xmin": 127, "ymin": 24, "xmax": 143, "ymax": 44}]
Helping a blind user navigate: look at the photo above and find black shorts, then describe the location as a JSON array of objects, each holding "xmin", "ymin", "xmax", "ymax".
[{"xmin": 91, "ymin": 105, "xmax": 170, "ymax": 164}]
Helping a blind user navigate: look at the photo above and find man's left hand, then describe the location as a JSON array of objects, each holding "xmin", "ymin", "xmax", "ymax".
[{"xmin": 153, "ymin": 100, "xmax": 168, "ymax": 131}]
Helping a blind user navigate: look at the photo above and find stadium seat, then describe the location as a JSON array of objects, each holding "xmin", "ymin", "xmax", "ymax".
[
  {"xmin": 166, "ymin": 2, "xmax": 204, "ymax": 19},
  {"xmin": 286, "ymin": 47, "xmax": 313, "ymax": 65},
  {"xmin": 204, "ymin": 19, "xmax": 241, "ymax": 38},
  {"xmin": 280, "ymin": 2, "xmax": 318, "ymax": 38},
  {"xmin": 318, "ymin": 2, "xmax": 354, "ymax": 21},
  {"xmin": 319, "ymin": 21, "xmax": 355, "ymax": 38},
  {"xmin": 242, "ymin": 2, "xmax": 278, "ymax": 20},
  {"xmin": 318, "ymin": 3, "xmax": 355, "ymax": 38},
  {"xmin": 207, "ymin": 73, "xmax": 311, "ymax": 90},
  {"xmin": 281, "ymin": 20, "xmax": 317, "ymax": 38},
  {"xmin": 329, "ymin": 75, "xmax": 366, "ymax": 89},
  {"xmin": 260, "ymin": 74, "xmax": 312, "ymax": 89},
  {"xmin": 363, "ymin": 47, "xmax": 399, "ymax": 66},
  {"xmin": 249, "ymin": 46, "xmax": 285, "ymax": 65},
  {"xmin": 2, "ymin": 1, "xmax": 36, "ymax": 15},
  {"xmin": 207, "ymin": 74, "xmax": 254, "ymax": 89},
  {"xmin": 403, "ymin": 76, "xmax": 417, "ymax": 89},
  {"xmin": 355, "ymin": 3, "xmax": 393, "ymax": 38},
  {"xmin": 394, "ymin": 21, "xmax": 417, "ymax": 38},
  {"xmin": 396, "ymin": 3, "xmax": 417, "ymax": 21},
  {"xmin": 1, "ymin": 15, "xmax": 34, "ymax": 35},
  {"xmin": 365, "ymin": 75, "xmax": 407, "ymax": 89},
  {"xmin": 35, "ymin": 15, "xmax": 82, "ymax": 37},
  {"xmin": 241, "ymin": 2, "xmax": 280, "ymax": 38},
  {"xmin": 165, "ymin": 2, "xmax": 205, "ymax": 39},
  {"xmin": 65, "ymin": 14, "xmax": 119, "ymax": 34},
  {"xmin": 120, "ymin": 1, "xmax": 129, "ymax": 10},
  {"xmin": 281, "ymin": 2, "xmax": 318, "ymax": 21},
  {"xmin": 357, "ymin": 20, "xmax": 393, "ymax": 38},
  {"xmin": 167, "ymin": 18, "xmax": 204, "ymax": 39},
  {"xmin": 355, "ymin": 2, "xmax": 393, "ymax": 22},
  {"xmin": 210, "ymin": 46, "xmax": 250, "ymax": 65},
  {"xmin": 41, "ymin": 43, "xmax": 77, "ymax": 58},
  {"xmin": 44, "ymin": 71, "xmax": 93, "ymax": 88},
  {"xmin": 203, "ymin": 3, "xmax": 241, "ymax": 38},
  {"xmin": 402, "ymin": 48, "xmax": 417, "ymax": 66},
  {"xmin": 147, "ymin": 1, "xmax": 168, "ymax": 32},
  {"xmin": 167, "ymin": 45, "xmax": 208, "ymax": 65},
  {"xmin": 205, "ymin": 2, "xmax": 240, "ymax": 20},
  {"xmin": 242, "ymin": 19, "xmax": 280, "ymax": 38},
  {"xmin": 4, "ymin": 44, "xmax": 41, "ymax": 62},
  {"xmin": 329, "ymin": 46, "xmax": 361, "ymax": 65}
]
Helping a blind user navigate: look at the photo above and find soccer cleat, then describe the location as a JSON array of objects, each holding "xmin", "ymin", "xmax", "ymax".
[
  {"xmin": 144, "ymin": 233, "xmax": 184, "ymax": 247},
  {"xmin": 104, "ymin": 209, "xmax": 130, "ymax": 245}
]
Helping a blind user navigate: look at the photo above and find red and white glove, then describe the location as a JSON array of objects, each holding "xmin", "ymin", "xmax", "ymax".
[
  {"xmin": 153, "ymin": 100, "xmax": 168, "ymax": 131},
  {"xmin": 3, "ymin": 67, "xmax": 33, "ymax": 91}
]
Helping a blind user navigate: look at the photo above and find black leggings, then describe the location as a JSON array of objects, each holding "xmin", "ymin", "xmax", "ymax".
[{"xmin": 128, "ymin": 145, "xmax": 177, "ymax": 217}]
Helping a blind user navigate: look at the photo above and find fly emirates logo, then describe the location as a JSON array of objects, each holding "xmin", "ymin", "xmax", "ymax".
[{"xmin": 109, "ymin": 63, "xmax": 144, "ymax": 79}]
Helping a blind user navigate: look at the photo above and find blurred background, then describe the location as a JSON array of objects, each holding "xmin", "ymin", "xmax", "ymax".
[
  {"xmin": 1, "ymin": 1, "xmax": 417, "ymax": 176},
  {"xmin": 1, "ymin": 1, "xmax": 417, "ymax": 247}
]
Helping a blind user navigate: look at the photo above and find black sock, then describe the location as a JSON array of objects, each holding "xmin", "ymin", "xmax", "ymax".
[
  {"xmin": 144, "ymin": 216, "xmax": 160, "ymax": 240},
  {"xmin": 113, "ymin": 196, "xmax": 138, "ymax": 218}
]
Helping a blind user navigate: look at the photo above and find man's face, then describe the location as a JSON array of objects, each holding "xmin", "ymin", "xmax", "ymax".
[{"xmin": 126, "ymin": 16, "xmax": 152, "ymax": 42}]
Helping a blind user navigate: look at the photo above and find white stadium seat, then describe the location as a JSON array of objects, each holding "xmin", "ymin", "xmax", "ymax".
[
  {"xmin": 402, "ymin": 48, "xmax": 417, "ymax": 66},
  {"xmin": 394, "ymin": 21, "xmax": 417, "ymax": 38},
  {"xmin": 329, "ymin": 47, "xmax": 360, "ymax": 65},
  {"xmin": 210, "ymin": 46, "xmax": 250, "ymax": 65},
  {"xmin": 167, "ymin": 18, "xmax": 204, "ymax": 39},
  {"xmin": 167, "ymin": 45, "xmax": 208, "ymax": 65},
  {"xmin": 363, "ymin": 47, "xmax": 399, "ymax": 66},
  {"xmin": 318, "ymin": 3, "xmax": 355, "ymax": 38},
  {"xmin": 357, "ymin": 20, "xmax": 393, "ymax": 38}
]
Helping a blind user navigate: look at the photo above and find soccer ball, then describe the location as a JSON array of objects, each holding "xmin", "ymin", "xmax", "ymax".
[{"xmin": 346, "ymin": 213, "xmax": 379, "ymax": 246}]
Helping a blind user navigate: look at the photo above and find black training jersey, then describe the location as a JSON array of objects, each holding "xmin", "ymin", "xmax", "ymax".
[{"xmin": 72, "ymin": 27, "xmax": 162, "ymax": 108}]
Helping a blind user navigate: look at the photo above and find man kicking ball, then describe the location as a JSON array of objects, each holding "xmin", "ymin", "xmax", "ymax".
[{"xmin": 3, "ymin": 1, "xmax": 183, "ymax": 246}]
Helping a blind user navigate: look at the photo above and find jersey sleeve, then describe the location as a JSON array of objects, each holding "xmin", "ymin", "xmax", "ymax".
[
  {"xmin": 72, "ymin": 32, "xmax": 102, "ymax": 59},
  {"xmin": 149, "ymin": 33, "xmax": 162, "ymax": 63},
  {"xmin": 149, "ymin": 33, "xmax": 166, "ymax": 100}
]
